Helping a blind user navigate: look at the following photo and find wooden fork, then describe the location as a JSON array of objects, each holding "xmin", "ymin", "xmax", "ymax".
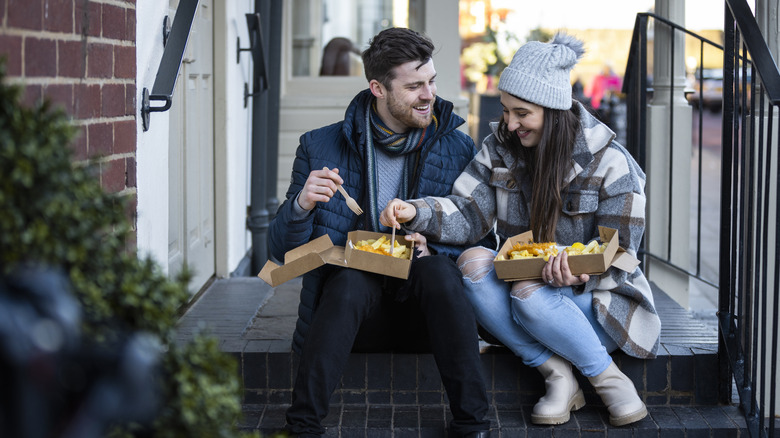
[{"xmin": 337, "ymin": 185, "xmax": 363, "ymax": 215}]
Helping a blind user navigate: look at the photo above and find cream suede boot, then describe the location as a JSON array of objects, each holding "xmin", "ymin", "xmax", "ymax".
[
  {"xmin": 587, "ymin": 361, "xmax": 648, "ymax": 426},
  {"xmin": 531, "ymin": 355, "xmax": 586, "ymax": 425}
]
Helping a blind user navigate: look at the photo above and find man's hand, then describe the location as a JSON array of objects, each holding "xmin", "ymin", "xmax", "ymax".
[
  {"xmin": 380, "ymin": 198, "xmax": 416, "ymax": 229},
  {"xmin": 405, "ymin": 232, "xmax": 430, "ymax": 258},
  {"xmin": 298, "ymin": 167, "xmax": 343, "ymax": 211}
]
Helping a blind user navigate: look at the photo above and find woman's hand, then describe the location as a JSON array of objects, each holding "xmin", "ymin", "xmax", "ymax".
[
  {"xmin": 542, "ymin": 251, "xmax": 589, "ymax": 288},
  {"xmin": 380, "ymin": 198, "xmax": 417, "ymax": 229},
  {"xmin": 298, "ymin": 167, "xmax": 342, "ymax": 211},
  {"xmin": 405, "ymin": 232, "xmax": 430, "ymax": 258}
]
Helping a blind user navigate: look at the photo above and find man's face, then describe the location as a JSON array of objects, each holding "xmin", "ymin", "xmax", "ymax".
[{"xmin": 375, "ymin": 59, "xmax": 437, "ymax": 132}]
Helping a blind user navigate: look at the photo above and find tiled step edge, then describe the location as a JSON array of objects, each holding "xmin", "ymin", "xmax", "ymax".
[{"xmin": 235, "ymin": 346, "xmax": 719, "ymax": 407}]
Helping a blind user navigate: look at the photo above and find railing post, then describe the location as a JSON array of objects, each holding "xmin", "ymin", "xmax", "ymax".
[
  {"xmin": 717, "ymin": 2, "xmax": 736, "ymax": 407},
  {"xmin": 644, "ymin": 0, "xmax": 694, "ymax": 307},
  {"xmin": 246, "ymin": 11, "xmax": 269, "ymax": 275},
  {"xmin": 265, "ymin": 1, "xmax": 282, "ymax": 227}
]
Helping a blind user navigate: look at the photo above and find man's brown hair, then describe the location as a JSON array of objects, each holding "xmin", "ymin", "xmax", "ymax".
[{"xmin": 361, "ymin": 27, "xmax": 435, "ymax": 89}]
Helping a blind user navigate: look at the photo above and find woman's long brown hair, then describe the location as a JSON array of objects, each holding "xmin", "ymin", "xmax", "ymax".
[{"xmin": 496, "ymin": 103, "xmax": 581, "ymax": 242}]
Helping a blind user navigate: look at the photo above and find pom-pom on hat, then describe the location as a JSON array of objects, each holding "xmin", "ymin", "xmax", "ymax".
[{"xmin": 498, "ymin": 33, "xmax": 585, "ymax": 110}]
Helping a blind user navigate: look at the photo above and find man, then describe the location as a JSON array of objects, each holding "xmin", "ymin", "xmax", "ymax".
[{"xmin": 268, "ymin": 27, "xmax": 491, "ymax": 438}]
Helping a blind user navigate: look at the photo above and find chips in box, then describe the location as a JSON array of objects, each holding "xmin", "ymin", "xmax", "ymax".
[
  {"xmin": 493, "ymin": 226, "xmax": 639, "ymax": 281},
  {"xmin": 258, "ymin": 231, "xmax": 414, "ymax": 287}
]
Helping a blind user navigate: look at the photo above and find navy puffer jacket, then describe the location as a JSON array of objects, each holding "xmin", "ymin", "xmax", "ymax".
[{"xmin": 268, "ymin": 89, "xmax": 485, "ymax": 353}]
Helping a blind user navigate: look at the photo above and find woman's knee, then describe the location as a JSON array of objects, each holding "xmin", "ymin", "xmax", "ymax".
[
  {"xmin": 510, "ymin": 283, "xmax": 548, "ymax": 324},
  {"xmin": 457, "ymin": 247, "xmax": 495, "ymax": 282},
  {"xmin": 510, "ymin": 280, "xmax": 545, "ymax": 300}
]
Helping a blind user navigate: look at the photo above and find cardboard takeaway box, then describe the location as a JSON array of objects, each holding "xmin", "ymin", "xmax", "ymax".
[
  {"xmin": 258, "ymin": 230, "xmax": 414, "ymax": 287},
  {"xmin": 493, "ymin": 226, "xmax": 640, "ymax": 281}
]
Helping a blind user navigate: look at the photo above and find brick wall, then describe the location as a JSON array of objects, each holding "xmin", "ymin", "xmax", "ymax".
[{"xmin": 0, "ymin": 0, "xmax": 138, "ymax": 241}]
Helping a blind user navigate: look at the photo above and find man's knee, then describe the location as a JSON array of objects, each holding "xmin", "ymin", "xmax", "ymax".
[
  {"xmin": 413, "ymin": 254, "xmax": 461, "ymax": 279},
  {"xmin": 322, "ymin": 268, "xmax": 378, "ymax": 306},
  {"xmin": 410, "ymin": 255, "xmax": 463, "ymax": 298}
]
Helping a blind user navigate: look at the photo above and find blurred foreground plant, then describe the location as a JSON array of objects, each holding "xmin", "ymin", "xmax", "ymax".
[{"xmin": 0, "ymin": 58, "xmax": 259, "ymax": 438}]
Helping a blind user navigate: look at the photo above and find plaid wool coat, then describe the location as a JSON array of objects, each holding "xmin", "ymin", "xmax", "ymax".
[{"xmin": 404, "ymin": 100, "xmax": 661, "ymax": 359}]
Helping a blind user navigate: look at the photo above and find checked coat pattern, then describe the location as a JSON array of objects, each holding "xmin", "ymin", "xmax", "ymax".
[{"xmin": 405, "ymin": 100, "xmax": 661, "ymax": 358}]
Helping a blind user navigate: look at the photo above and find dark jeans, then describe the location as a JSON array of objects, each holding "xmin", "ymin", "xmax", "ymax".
[{"xmin": 285, "ymin": 255, "xmax": 490, "ymax": 436}]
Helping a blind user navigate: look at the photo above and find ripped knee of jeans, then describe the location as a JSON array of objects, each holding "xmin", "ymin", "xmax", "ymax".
[
  {"xmin": 510, "ymin": 280, "xmax": 545, "ymax": 300},
  {"xmin": 457, "ymin": 247, "xmax": 495, "ymax": 282}
]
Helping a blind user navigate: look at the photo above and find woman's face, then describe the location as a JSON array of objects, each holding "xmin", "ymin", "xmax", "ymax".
[{"xmin": 500, "ymin": 91, "xmax": 545, "ymax": 148}]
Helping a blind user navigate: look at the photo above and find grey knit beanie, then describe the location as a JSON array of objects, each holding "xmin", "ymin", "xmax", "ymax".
[{"xmin": 498, "ymin": 33, "xmax": 585, "ymax": 110}]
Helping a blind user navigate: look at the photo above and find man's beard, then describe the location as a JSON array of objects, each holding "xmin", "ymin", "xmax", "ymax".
[{"xmin": 386, "ymin": 93, "xmax": 432, "ymax": 130}]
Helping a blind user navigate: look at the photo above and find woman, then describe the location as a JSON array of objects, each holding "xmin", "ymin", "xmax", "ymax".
[{"xmin": 380, "ymin": 33, "xmax": 660, "ymax": 427}]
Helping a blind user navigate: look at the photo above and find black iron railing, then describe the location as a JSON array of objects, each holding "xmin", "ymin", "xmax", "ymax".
[
  {"xmin": 720, "ymin": 1, "xmax": 780, "ymax": 437},
  {"xmin": 623, "ymin": 12, "xmax": 723, "ymax": 297},
  {"xmin": 624, "ymin": 1, "xmax": 780, "ymax": 436},
  {"xmin": 140, "ymin": 0, "xmax": 199, "ymax": 132}
]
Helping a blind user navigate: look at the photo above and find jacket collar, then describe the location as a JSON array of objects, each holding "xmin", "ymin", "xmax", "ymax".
[{"xmin": 566, "ymin": 100, "xmax": 616, "ymax": 184}]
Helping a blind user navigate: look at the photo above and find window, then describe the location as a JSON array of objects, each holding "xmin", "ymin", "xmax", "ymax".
[{"xmin": 290, "ymin": 0, "xmax": 410, "ymax": 78}]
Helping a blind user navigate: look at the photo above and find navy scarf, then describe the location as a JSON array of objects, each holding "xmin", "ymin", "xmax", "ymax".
[{"xmin": 364, "ymin": 102, "xmax": 438, "ymax": 231}]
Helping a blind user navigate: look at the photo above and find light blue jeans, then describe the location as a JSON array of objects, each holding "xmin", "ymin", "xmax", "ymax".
[{"xmin": 458, "ymin": 247, "xmax": 618, "ymax": 377}]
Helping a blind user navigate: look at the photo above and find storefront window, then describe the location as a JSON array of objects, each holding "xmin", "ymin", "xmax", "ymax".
[{"xmin": 291, "ymin": 0, "xmax": 409, "ymax": 77}]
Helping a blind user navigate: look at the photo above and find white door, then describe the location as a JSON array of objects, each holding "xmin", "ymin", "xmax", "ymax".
[{"xmin": 168, "ymin": 0, "xmax": 215, "ymax": 293}]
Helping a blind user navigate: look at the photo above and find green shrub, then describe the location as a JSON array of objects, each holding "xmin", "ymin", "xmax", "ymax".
[{"xmin": 0, "ymin": 60, "xmax": 260, "ymax": 437}]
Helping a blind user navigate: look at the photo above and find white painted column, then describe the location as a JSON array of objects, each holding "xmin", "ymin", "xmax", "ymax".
[
  {"xmin": 645, "ymin": 0, "xmax": 693, "ymax": 307},
  {"xmin": 421, "ymin": 0, "xmax": 470, "ymax": 133},
  {"xmin": 754, "ymin": 0, "xmax": 780, "ymax": 57},
  {"xmin": 213, "ymin": 0, "xmax": 255, "ymax": 277}
]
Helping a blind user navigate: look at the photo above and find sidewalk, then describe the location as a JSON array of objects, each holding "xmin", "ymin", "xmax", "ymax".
[{"xmin": 175, "ymin": 276, "xmax": 299, "ymax": 351}]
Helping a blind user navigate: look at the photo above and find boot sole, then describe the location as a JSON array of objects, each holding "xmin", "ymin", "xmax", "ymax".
[
  {"xmin": 610, "ymin": 405, "xmax": 648, "ymax": 427},
  {"xmin": 531, "ymin": 389, "xmax": 586, "ymax": 425}
]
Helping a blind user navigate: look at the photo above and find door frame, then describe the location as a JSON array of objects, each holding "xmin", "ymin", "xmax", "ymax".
[{"xmin": 213, "ymin": 2, "xmax": 228, "ymax": 278}]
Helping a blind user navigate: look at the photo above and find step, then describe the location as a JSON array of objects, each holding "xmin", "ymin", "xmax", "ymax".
[
  {"xmin": 235, "ymin": 341, "xmax": 718, "ymax": 406},
  {"xmin": 176, "ymin": 276, "xmax": 736, "ymax": 436},
  {"xmin": 177, "ymin": 278, "xmax": 719, "ymax": 406},
  {"xmin": 238, "ymin": 403, "xmax": 747, "ymax": 437}
]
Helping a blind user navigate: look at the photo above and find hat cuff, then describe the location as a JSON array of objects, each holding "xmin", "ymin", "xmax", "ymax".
[{"xmin": 498, "ymin": 69, "xmax": 572, "ymax": 110}]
